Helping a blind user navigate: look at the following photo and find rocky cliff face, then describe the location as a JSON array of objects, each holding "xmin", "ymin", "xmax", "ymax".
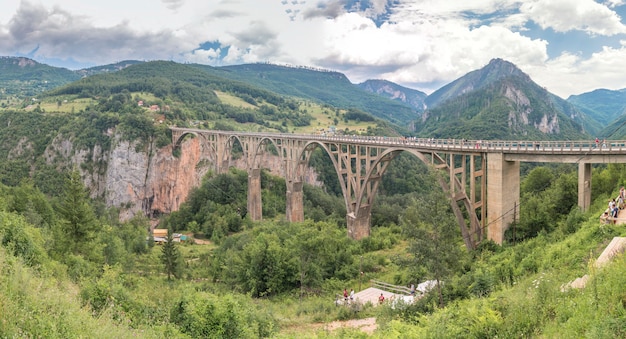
[
  {"xmin": 106, "ymin": 135, "xmax": 212, "ymax": 221},
  {"xmin": 44, "ymin": 132, "xmax": 322, "ymax": 223}
]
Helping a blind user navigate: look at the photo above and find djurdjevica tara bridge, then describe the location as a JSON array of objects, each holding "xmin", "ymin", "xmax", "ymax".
[{"xmin": 171, "ymin": 127, "xmax": 626, "ymax": 250}]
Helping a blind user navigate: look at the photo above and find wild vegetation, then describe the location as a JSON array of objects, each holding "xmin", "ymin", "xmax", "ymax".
[{"xmin": 1, "ymin": 152, "xmax": 625, "ymax": 337}]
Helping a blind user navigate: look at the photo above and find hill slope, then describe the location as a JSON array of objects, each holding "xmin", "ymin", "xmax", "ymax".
[
  {"xmin": 567, "ymin": 88, "xmax": 626, "ymax": 136},
  {"xmin": 417, "ymin": 59, "xmax": 590, "ymax": 139},
  {"xmin": 358, "ymin": 79, "xmax": 427, "ymax": 111},
  {"xmin": 192, "ymin": 63, "xmax": 419, "ymax": 126},
  {"xmin": 0, "ymin": 56, "xmax": 80, "ymax": 97}
]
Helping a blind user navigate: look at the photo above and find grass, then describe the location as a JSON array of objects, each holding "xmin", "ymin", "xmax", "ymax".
[
  {"xmin": 291, "ymin": 101, "xmax": 377, "ymax": 134},
  {"xmin": 0, "ymin": 248, "xmax": 175, "ymax": 338},
  {"xmin": 34, "ymin": 98, "xmax": 95, "ymax": 113},
  {"xmin": 215, "ymin": 90, "xmax": 258, "ymax": 109}
]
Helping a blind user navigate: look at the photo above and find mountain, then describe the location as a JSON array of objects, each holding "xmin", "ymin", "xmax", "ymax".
[
  {"xmin": 416, "ymin": 59, "xmax": 590, "ymax": 140},
  {"xmin": 76, "ymin": 60, "xmax": 144, "ymax": 77},
  {"xmin": 567, "ymin": 88, "xmax": 626, "ymax": 136},
  {"xmin": 0, "ymin": 56, "xmax": 80, "ymax": 97},
  {"xmin": 424, "ymin": 58, "xmax": 528, "ymax": 109},
  {"xmin": 0, "ymin": 56, "xmax": 602, "ymax": 139},
  {"xmin": 358, "ymin": 79, "xmax": 427, "ymax": 111},
  {"xmin": 191, "ymin": 63, "xmax": 419, "ymax": 126}
]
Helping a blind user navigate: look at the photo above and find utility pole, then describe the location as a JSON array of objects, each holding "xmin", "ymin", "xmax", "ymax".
[{"xmin": 359, "ymin": 255, "xmax": 363, "ymax": 291}]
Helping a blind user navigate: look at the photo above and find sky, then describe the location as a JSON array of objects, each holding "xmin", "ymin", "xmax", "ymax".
[{"xmin": 2, "ymin": 0, "xmax": 626, "ymax": 99}]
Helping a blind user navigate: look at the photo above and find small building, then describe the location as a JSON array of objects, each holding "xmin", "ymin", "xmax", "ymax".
[
  {"xmin": 151, "ymin": 229, "xmax": 187, "ymax": 243},
  {"xmin": 152, "ymin": 229, "xmax": 168, "ymax": 238}
]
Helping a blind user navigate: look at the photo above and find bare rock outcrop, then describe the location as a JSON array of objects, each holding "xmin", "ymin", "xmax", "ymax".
[{"xmin": 43, "ymin": 131, "xmax": 323, "ymax": 223}]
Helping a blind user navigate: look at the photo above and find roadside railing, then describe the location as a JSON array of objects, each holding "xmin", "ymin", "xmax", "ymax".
[{"xmin": 370, "ymin": 279, "xmax": 412, "ymax": 295}]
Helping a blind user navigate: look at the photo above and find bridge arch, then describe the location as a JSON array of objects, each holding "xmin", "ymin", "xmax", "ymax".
[
  {"xmin": 288, "ymin": 141, "xmax": 482, "ymax": 248},
  {"xmin": 222, "ymin": 134, "xmax": 247, "ymax": 172},
  {"xmin": 250, "ymin": 137, "xmax": 283, "ymax": 171},
  {"xmin": 393, "ymin": 148, "xmax": 482, "ymax": 249},
  {"xmin": 172, "ymin": 130, "xmax": 222, "ymax": 172}
]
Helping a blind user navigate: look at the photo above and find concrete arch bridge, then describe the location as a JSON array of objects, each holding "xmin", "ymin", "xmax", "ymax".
[{"xmin": 171, "ymin": 127, "xmax": 626, "ymax": 250}]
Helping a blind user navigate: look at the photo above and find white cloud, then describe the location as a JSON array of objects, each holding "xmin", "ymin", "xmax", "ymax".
[
  {"xmin": 606, "ymin": 0, "xmax": 626, "ymax": 8},
  {"xmin": 181, "ymin": 48, "xmax": 221, "ymax": 64},
  {"xmin": 316, "ymin": 3, "xmax": 548, "ymax": 92},
  {"xmin": 520, "ymin": 0, "xmax": 626, "ymax": 35},
  {"xmin": 532, "ymin": 46, "xmax": 626, "ymax": 97}
]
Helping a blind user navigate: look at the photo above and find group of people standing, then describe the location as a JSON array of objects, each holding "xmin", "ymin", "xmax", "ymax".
[{"xmin": 602, "ymin": 186, "xmax": 625, "ymax": 224}]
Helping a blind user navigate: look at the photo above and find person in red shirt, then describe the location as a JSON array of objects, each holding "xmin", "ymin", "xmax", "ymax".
[{"xmin": 378, "ymin": 293, "xmax": 385, "ymax": 304}]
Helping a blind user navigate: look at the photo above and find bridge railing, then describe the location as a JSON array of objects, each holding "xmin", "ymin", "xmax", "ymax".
[
  {"xmin": 314, "ymin": 135, "xmax": 626, "ymax": 152},
  {"xmin": 170, "ymin": 127, "xmax": 626, "ymax": 153}
]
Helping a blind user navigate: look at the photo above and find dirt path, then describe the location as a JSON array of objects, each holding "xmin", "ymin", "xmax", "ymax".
[
  {"xmin": 322, "ymin": 317, "xmax": 377, "ymax": 334},
  {"xmin": 281, "ymin": 317, "xmax": 378, "ymax": 336}
]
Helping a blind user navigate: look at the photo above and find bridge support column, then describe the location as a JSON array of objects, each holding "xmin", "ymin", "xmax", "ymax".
[
  {"xmin": 487, "ymin": 153, "xmax": 520, "ymax": 244},
  {"xmin": 286, "ymin": 181, "xmax": 304, "ymax": 222},
  {"xmin": 247, "ymin": 168, "xmax": 262, "ymax": 221},
  {"xmin": 578, "ymin": 163, "xmax": 592, "ymax": 212},
  {"xmin": 346, "ymin": 206, "xmax": 371, "ymax": 240}
]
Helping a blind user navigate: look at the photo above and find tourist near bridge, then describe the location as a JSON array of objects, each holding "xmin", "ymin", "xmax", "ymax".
[{"xmin": 171, "ymin": 127, "xmax": 626, "ymax": 250}]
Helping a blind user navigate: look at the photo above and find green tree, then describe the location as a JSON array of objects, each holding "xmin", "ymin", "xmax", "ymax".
[
  {"xmin": 401, "ymin": 167, "xmax": 465, "ymax": 308},
  {"xmin": 54, "ymin": 170, "xmax": 98, "ymax": 256},
  {"xmin": 161, "ymin": 228, "xmax": 182, "ymax": 280}
]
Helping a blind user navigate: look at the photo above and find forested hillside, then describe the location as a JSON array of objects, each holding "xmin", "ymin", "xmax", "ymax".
[
  {"xmin": 418, "ymin": 58, "xmax": 596, "ymax": 139},
  {"xmin": 358, "ymin": 79, "xmax": 427, "ymax": 111},
  {"xmin": 417, "ymin": 76, "xmax": 588, "ymax": 140},
  {"xmin": 0, "ymin": 56, "xmax": 80, "ymax": 100},
  {"xmin": 194, "ymin": 63, "xmax": 419, "ymax": 126},
  {"xmin": 1, "ymin": 154, "xmax": 626, "ymax": 337},
  {"xmin": 568, "ymin": 88, "xmax": 626, "ymax": 138}
]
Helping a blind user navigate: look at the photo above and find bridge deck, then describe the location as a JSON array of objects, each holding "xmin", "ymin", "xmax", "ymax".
[{"xmin": 171, "ymin": 127, "xmax": 626, "ymax": 156}]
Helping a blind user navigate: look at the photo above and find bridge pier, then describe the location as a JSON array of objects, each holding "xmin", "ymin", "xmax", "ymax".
[
  {"xmin": 487, "ymin": 153, "xmax": 520, "ymax": 244},
  {"xmin": 286, "ymin": 180, "xmax": 304, "ymax": 222},
  {"xmin": 247, "ymin": 168, "xmax": 262, "ymax": 221},
  {"xmin": 346, "ymin": 206, "xmax": 371, "ymax": 240},
  {"xmin": 578, "ymin": 162, "xmax": 592, "ymax": 212}
]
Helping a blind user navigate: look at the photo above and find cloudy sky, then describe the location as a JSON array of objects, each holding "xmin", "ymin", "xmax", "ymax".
[{"xmin": 2, "ymin": 0, "xmax": 626, "ymax": 98}]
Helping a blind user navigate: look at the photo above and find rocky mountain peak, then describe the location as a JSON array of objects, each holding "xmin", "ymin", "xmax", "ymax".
[{"xmin": 425, "ymin": 58, "xmax": 531, "ymax": 108}]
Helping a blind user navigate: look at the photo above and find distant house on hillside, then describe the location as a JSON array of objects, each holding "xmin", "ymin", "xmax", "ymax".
[
  {"xmin": 137, "ymin": 100, "xmax": 144, "ymax": 106},
  {"xmin": 149, "ymin": 104, "xmax": 160, "ymax": 112},
  {"xmin": 151, "ymin": 228, "xmax": 187, "ymax": 244}
]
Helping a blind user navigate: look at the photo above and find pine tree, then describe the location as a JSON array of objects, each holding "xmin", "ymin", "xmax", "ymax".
[
  {"xmin": 55, "ymin": 169, "xmax": 97, "ymax": 256},
  {"xmin": 401, "ymin": 167, "xmax": 465, "ymax": 308},
  {"xmin": 161, "ymin": 228, "xmax": 181, "ymax": 280}
]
